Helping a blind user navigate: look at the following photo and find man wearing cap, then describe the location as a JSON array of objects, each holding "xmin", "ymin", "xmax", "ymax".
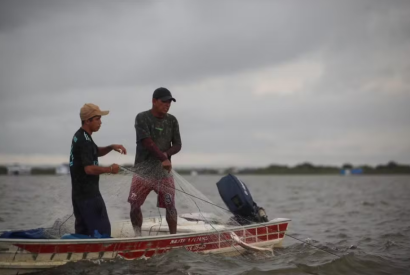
[
  {"xmin": 128, "ymin": 87, "xmax": 182, "ymax": 235},
  {"xmin": 69, "ymin": 103, "xmax": 127, "ymax": 237}
]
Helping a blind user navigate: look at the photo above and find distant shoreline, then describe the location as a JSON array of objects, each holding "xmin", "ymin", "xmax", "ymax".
[
  {"xmin": 175, "ymin": 161, "xmax": 410, "ymax": 176},
  {"xmin": 1, "ymin": 161, "xmax": 409, "ymax": 176}
]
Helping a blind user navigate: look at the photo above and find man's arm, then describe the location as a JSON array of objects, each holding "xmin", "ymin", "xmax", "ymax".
[
  {"xmin": 141, "ymin": 138, "xmax": 168, "ymax": 162},
  {"xmin": 98, "ymin": 144, "xmax": 127, "ymax": 157},
  {"xmin": 165, "ymin": 144, "xmax": 181, "ymax": 158},
  {"xmin": 84, "ymin": 165, "xmax": 115, "ymax": 175},
  {"xmin": 81, "ymin": 141, "xmax": 120, "ymax": 174},
  {"xmin": 141, "ymin": 138, "xmax": 172, "ymax": 172},
  {"xmin": 135, "ymin": 113, "xmax": 150, "ymax": 142},
  {"xmin": 165, "ymin": 117, "xmax": 182, "ymax": 157}
]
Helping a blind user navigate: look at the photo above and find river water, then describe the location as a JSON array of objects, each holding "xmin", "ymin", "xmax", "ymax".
[{"xmin": 0, "ymin": 174, "xmax": 409, "ymax": 275}]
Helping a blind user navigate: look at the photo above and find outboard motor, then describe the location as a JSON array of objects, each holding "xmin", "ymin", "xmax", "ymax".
[{"xmin": 216, "ymin": 174, "xmax": 268, "ymax": 225}]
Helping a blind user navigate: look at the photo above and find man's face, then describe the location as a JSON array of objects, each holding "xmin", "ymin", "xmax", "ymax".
[
  {"xmin": 153, "ymin": 98, "xmax": 172, "ymax": 115},
  {"xmin": 86, "ymin": 116, "xmax": 102, "ymax": 132}
]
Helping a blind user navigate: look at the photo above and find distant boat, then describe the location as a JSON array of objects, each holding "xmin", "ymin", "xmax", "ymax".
[
  {"xmin": 340, "ymin": 168, "xmax": 363, "ymax": 175},
  {"xmin": 7, "ymin": 164, "xmax": 30, "ymax": 176},
  {"xmin": 56, "ymin": 164, "xmax": 70, "ymax": 175}
]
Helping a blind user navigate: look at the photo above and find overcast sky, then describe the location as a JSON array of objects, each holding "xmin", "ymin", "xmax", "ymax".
[{"xmin": 0, "ymin": 0, "xmax": 409, "ymax": 168}]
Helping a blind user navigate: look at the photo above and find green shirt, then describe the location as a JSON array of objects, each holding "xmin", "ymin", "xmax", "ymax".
[{"xmin": 134, "ymin": 110, "xmax": 181, "ymax": 178}]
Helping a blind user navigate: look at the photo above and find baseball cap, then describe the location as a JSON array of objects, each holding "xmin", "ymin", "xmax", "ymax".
[
  {"xmin": 80, "ymin": 103, "xmax": 109, "ymax": 121},
  {"xmin": 153, "ymin": 87, "xmax": 176, "ymax": 102}
]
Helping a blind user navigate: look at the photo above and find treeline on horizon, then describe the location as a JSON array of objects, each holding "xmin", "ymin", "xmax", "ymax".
[
  {"xmin": 0, "ymin": 166, "xmax": 56, "ymax": 175},
  {"xmin": 176, "ymin": 161, "xmax": 410, "ymax": 175},
  {"xmin": 0, "ymin": 161, "xmax": 409, "ymax": 175}
]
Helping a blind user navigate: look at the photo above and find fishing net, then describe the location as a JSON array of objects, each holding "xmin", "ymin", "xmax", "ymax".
[{"xmin": 3, "ymin": 167, "xmax": 285, "ymax": 260}]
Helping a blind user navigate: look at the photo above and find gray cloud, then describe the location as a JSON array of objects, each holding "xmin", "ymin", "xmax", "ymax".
[{"xmin": 1, "ymin": 0, "xmax": 409, "ymax": 167}]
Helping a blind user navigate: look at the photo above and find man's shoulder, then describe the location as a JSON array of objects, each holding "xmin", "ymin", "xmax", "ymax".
[
  {"xmin": 72, "ymin": 128, "xmax": 84, "ymax": 143},
  {"xmin": 136, "ymin": 110, "xmax": 151, "ymax": 118},
  {"xmin": 166, "ymin": 113, "xmax": 178, "ymax": 122},
  {"xmin": 135, "ymin": 110, "xmax": 152, "ymax": 122},
  {"xmin": 72, "ymin": 128, "xmax": 92, "ymax": 144}
]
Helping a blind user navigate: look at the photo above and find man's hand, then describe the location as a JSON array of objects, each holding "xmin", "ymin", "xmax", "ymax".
[
  {"xmin": 162, "ymin": 159, "xmax": 172, "ymax": 173},
  {"xmin": 110, "ymin": 164, "xmax": 120, "ymax": 174},
  {"xmin": 111, "ymin": 144, "xmax": 127, "ymax": 155}
]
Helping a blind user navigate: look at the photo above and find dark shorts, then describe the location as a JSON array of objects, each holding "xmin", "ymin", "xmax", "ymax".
[
  {"xmin": 128, "ymin": 175, "xmax": 175, "ymax": 209},
  {"xmin": 72, "ymin": 195, "xmax": 111, "ymax": 237}
]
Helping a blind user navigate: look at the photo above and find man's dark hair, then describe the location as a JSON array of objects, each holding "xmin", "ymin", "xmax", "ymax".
[{"xmin": 81, "ymin": 116, "xmax": 99, "ymax": 125}]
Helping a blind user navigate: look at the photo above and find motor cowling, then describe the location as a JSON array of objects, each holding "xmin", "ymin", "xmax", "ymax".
[{"xmin": 216, "ymin": 174, "xmax": 268, "ymax": 225}]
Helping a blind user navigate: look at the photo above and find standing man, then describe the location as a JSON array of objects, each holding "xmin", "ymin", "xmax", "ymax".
[
  {"xmin": 70, "ymin": 103, "xmax": 127, "ymax": 237},
  {"xmin": 128, "ymin": 87, "xmax": 182, "ymax": 236}
]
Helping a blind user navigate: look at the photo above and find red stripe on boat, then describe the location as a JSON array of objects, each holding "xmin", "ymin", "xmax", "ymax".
[{"xmin": 279, "ymin": 223, "xmax": 288, "ymax": 231}]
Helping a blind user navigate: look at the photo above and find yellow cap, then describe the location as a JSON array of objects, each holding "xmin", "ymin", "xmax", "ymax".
[{"xmin": 80, "ymin": 103, "xmax": 109, "ymax": 121}]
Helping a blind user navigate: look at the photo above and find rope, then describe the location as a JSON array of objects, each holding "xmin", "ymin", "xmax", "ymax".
[{"xmin": 285, "ymin": 234, "xmax": 341, "ymax": 258}]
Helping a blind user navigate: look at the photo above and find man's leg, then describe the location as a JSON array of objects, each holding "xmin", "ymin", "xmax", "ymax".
[
  {"xmin": 157, "ymin": 177, "xmax": 177, "ymax": 234},
  {"xmin": 72, "ymin": 198, "xmax": 87, "ymax": 235},
  {"xmin": 78, "ymin": 196, "xmax": 111, "ymax": 237},
  {"xmin": 128, "ymin": 175, "xmax": 151, "ymax": 236},
  {"xmin": 166, "ymin": 208, "xmax": 177, "ymax": 234},
  {"xmin": 130, "ymin": 204, "xmax": 143, "ymax": 236},
  {"xmin": 95, "ymin": 196, "xmax": 111, "ymax": 236}
]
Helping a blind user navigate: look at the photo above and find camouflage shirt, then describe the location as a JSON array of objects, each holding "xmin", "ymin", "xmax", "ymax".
[{"xmin": 134, "ymin": 110, "xmax": 181, "ymax": 179}]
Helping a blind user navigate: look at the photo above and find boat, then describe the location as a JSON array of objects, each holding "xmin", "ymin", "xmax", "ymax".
[
  {"xmin": 0, "ymin": 173, "xmax": 291, "ymax": 274},
  {"xmin": 0, "ymin": 216, "xmax": 290, "ymax": 274}
]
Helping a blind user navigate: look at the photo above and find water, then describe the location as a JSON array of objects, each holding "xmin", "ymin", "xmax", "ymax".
[{"xmin": 1, "ymin": 175, "xmax": 410, "ymax": 274}]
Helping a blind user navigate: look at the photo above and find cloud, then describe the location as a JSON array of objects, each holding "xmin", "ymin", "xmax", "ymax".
[
  {"xmin": 1, "ymin": 0, "xmax": 410, "ymax": 167},
  {"xmin": 251, "ymin": 58, "xmax": 324, "ymax": 96}
]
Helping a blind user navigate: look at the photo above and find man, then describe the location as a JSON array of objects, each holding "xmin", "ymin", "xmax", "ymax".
[
  {"xmin": 69, "ymin": 103, "xmax": 127, "ymax": 237},
  {"xmin": 128, "ymin": 87, "xmax": 182, "ymax": 235}
]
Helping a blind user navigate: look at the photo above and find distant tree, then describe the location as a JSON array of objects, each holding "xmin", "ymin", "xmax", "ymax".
[
  {"xmin": 224, "ymin": 167, "xmax": 236, "ymax": 174},
  {"xmin": 386, "ymin": 161, "xmax": 398, "ymax": 169},
  {"xmin": 0, "ymin": 166, "xmax": 7, "ymax": 175},
  {"xmin": 342, "ymin": 163, "xmax": 353, "ymax": 169},
  {"xmin": 31, "ymin": 167, "xmax": 56, "ymax": 175},
  {"xmin": 358, "ymin": 165, "xmax": 374, "ymax": 174},
  {"xmin": 294, "ymin": 162, "xmax": 315, "ymax": 170},
  {"xmin": 174, "ymin": 169, "xmax": 191, "ymax": 175},
  {"xmin": 267, "ymin": 164, "xmax": 289, "ymax": 169}
]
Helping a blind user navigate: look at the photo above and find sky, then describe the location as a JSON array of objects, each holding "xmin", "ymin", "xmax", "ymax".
[{"xmin": 0, "ymin": 0, "xmax": 409, "ymax": 168}]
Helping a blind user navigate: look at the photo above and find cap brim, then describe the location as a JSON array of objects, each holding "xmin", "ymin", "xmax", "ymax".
[
  {"xmin": 159, "ymin": 96, "xmax": 176, "ymax": 102},
  {"xmin": 99, "ymin": 110, "xmax": 110, "ymax": 116}
]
